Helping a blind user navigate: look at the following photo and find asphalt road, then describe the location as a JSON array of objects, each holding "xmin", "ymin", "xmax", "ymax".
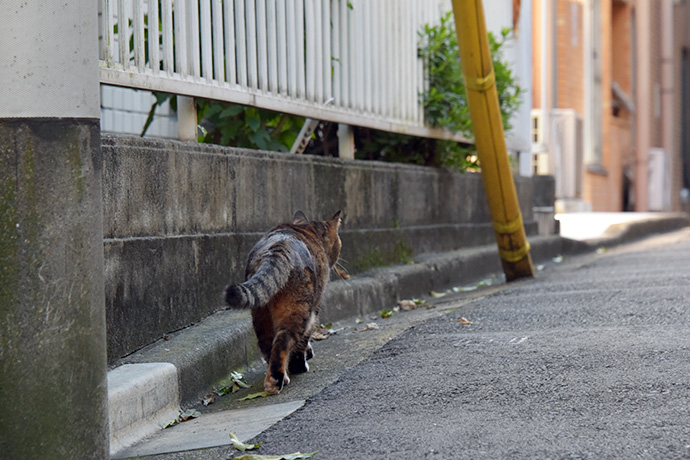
[{"xmin": 245, "ymin": 229, "xmax": 690, "ymax": 460}]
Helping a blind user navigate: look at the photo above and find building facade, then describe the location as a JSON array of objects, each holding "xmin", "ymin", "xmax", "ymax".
[{"xmin": 532, "ymin": 0, "xmax": 690, "ymax": 213}]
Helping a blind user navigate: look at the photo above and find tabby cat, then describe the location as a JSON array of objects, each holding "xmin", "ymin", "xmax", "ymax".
[{"xmin": 224, "ymin": 210, "xmax": 342, "ymax": 395}]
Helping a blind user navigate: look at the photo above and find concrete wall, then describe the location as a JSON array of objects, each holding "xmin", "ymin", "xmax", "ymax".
[{"xmin": 103, "ymin": 135, "xmax": 540, "ymax": 363}]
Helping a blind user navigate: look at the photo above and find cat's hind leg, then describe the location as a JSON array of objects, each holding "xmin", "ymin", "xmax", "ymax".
[
  {"xmin": 288, "ymin": 311, "xmax": 317, "ymax": 374},
  {"xmin": 288, "ymin": 337, "xmax": 310, "ymax": 374},
  {"xmin": 252, "ymin": 308, "xmax": 274, "ymax": 362},
  {"xmin": 264, "ymin": 329, "xmax": 294, "ymax": 395}
]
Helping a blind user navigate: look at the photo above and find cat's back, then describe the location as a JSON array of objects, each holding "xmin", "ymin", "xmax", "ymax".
[{"xmin": 246, "ymin": 225, "xmax": 319, "ymax": 277}]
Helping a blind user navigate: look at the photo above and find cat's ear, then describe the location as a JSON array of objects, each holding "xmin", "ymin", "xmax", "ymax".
[
  {"xmin": 293, "ymin": 210, "xmax": 309, "ymax": 225},
  {"xmin": 329, "ymin": 210, "xmax": 342, "ymax": 229}
]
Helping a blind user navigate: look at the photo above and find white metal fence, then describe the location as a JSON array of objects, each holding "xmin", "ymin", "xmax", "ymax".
[{"xmin": 98, "ymin": 0, "xmax": 475, "ymax": 141}]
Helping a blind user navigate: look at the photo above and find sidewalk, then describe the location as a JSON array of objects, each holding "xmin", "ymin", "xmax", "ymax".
[
  {"xmin": 246, "ymin": 225, "xmax": 690, "ymax": 459},
  {"xmin": 110, "ymin": 212, "xmax": 689, "ymax": 459}
]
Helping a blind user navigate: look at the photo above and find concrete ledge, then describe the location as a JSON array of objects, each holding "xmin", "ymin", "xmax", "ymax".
[
  {"xmin": 108, "ymin": 363, "xmax": 180, "ymax": 459},
  {"xmin": 114, "ymin": 309, "xmax": 263, "ymax": 406}
]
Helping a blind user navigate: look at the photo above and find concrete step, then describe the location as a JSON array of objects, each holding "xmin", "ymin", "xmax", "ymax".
[{"xmin": 108, "ymin": 363, "xmax": 181, "ymax": 459}]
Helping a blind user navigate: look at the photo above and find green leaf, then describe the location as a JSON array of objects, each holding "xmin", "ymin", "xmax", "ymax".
[
  {"xmin": 245, "ymin": 113, "xmax": 262, "ymax": 132},
  {"xmin": 233, "ymin": 452, "xmax": 318, "ymax": 460},
  {"xmin": 429, "ymin": 290, "xmax": 447, "ymax": 298},
  {"xmin": 229, "ymin": 432, "xmax": 261, "ymax": 451},
  {"xmin": 221, "ymin": 105, "xmax": 245, "ymax": 118},
  {"xmin": 239, "ymin": 391, "xmax": 270, "ymax": 401},
  {"xmin": 248, "ymin": 130, "xmax": 272, "ymax": 150},
  {"xmin": 162, "ymin": 419, "xmax": 180, "ymax": 429},
  {"xmin": 380, "ymin": 309, "xmax": 396, "ymax": 319}
]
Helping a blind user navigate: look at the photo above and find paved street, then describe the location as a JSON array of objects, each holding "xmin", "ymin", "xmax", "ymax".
[{"xmin": 239, "ymin": 229, "xmax": 690, "ymax": 460}]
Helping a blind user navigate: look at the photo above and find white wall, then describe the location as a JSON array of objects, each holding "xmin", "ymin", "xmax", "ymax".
[{"xmin": 101, "ymin": 86, "xmax": 178, "ymax": 138}]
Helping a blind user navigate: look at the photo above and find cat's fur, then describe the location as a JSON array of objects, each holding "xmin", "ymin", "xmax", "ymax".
[{"xmin": 224, "ymin": 210, "xmax": 342, "ymax": 395}]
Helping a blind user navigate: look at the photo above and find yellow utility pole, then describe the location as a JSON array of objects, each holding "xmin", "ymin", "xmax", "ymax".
[{"xmin": 451, "ymin": 0, "xmax": 534, "ymax": 281}]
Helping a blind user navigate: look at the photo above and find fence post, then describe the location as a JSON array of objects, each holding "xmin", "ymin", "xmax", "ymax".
[
  {"xmin": 0, "ymin": 1, "xmax": 109, "ymax": 458},
  {"xmin": 451, "ymin": 0, "xmax": 534, "ymax": 281},
  {"xmin": 338, "ymin": 124, "xmax": 355, "ymax": 159},
  {"xmin": 177, "ymin": 96, "xmax": 199, "ymax": 142}
]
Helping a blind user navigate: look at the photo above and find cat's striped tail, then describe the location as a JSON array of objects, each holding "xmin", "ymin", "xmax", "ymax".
[{"xmin": 224, "ymin": 255, "xmax": 292, "ymax": 309}]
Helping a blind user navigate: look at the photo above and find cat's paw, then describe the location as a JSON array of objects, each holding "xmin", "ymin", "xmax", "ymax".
[
  {"xmin": 264, "ymin": 373, "xmax": 290, "ymax": 395},
  {"xmin": 288, "ymin": 356, "xmax": 309, "ymax": 374}
]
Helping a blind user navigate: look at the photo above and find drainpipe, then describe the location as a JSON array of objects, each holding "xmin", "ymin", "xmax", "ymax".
[
  {"xmin": 635, "ymin": 0, "xmax": 651, "ymax": 211},
  {"xmin": 661, "ymin": 0, "xmax": 674, "ymax": 182},
  {"xmin": 540, "ymin": 0, "xmax": 550, "ymax": 152},
  {"xmin": 583, "ymin": 0, "xmax": 592, "ymax": 164}
]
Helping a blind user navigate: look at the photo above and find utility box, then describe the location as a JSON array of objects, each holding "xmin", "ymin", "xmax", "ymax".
[{"xmin": 649, "ymin": 148, "xmax": 671, "ymax": 211}]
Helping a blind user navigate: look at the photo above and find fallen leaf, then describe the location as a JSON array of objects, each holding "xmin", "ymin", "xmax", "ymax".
[
  {"xmin": 596, "ymin": 247, "xmax": 609, "ymax": 254},
  {"xmin": 355, "ymin": 317, "xmax": 364, "ymax": 324},
  {"xmin": 380, "ymin": 309, "xmax": 396, "ymax": 319},
  {"xmin": 233, "ymin": 451, "xmax": 318, "ymax": 460},
  {"xmin": 362, "ymin": 322, "xmax": 379, "ymax": 331},
  {"xmin": 231, "ymin": 371, "xmax": 251, "ymax": 389},
  {"xmin": 218, "ymin": 372, "xmax": 251, "ymax": 395},
  {"xmin": 311, "ymin": 329, "xmax": 331, "ymax": 341},
  {"xmin": 335, "ymin": 266, "xmax": 350, "ymax": 279},
  {"xmin": 179, "ymin": 409, "xmax": 200, "ymax": 421},
  {"xmin": 239, "ymin": 391, "xmax": 270, "ymax": 401},
  {"xmin": 398, "ymin": 300, "xmax": 415, "ymax": 310},
  {"xmin": 162, "ymin": 409, "xmax": 200, "ymax": 428},
  {"xmin": 229, "ymin": 432, "xmax": 261, "ymax": 451},
  {"xmin": 202, "ymin": 393, "xmax": 216, "ymax": 406},
  {"xmin": 452, "ymin": 286, "xmax": 477, "ymax": 292},
  {"xmin": 429, "ymin": 290, "xmax": 447, "ymax": 298},
  {"xmin": 460, "ymin": 317, "xmax": 474, "ymax": 325},
  {"xmin": 552, "ymin": 255, "xmax": 564, "ymax": 263},
  {"xmin": 162, "ymin": 419, "xmax": 180, "ymax": 429}
]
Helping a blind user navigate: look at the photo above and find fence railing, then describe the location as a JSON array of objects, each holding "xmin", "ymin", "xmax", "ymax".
[{"xmin": 98, "ymin": 0, "xmax": 476, "ymax": 142}]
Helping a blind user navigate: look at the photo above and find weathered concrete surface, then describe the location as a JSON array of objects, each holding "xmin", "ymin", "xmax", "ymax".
[
  {"xmin": 116, "ymin": 400, "xmax": 305, "ymax": 459},
  {"xmin": 0, "ymin": 120, "xmax": 109, "ymax": 459},
  {"xmin": 109, "ymin": 363, "xmax": 181, "ymax": 458},
  {"xmin": 102, "ymin": 135, "xmax": 540, "ymax": 363}
]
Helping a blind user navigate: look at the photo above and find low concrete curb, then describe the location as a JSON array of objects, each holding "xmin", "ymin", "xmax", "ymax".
[
  {"xmin": 107, "ymin": 213, "xmax": 689, "ymax": 454},
  {"xmin": 108, "ymin": 363, "xmax": 180, "ymax": 459}
]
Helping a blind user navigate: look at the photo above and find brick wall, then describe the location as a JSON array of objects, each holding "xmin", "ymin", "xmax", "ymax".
[{"xmin": 555, "ymin": 0, "xmax": 584, "ymax": 114}]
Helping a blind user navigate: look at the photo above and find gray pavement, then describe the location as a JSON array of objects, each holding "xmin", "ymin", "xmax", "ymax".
[{"xmin": 130, "ymin": 226, "xmax": 690, "ymax": 460}]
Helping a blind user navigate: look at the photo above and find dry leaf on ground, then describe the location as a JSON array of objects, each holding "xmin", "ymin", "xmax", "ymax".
[
  {"xmin": 362, "ymin": 322, "xmax": 379, "ymax": 331},
  {"xmin": 398, "ymin": 298, "xmax": 431, "ymax": 310},
  {"xmin": 335, "ymin": 266, "xmax": 350, "ymax": 279},
  {"xmin": 233, "ymin": 452, "xmax": 318, "ymax": 460},
  {"xmin": 239, "ymin": 391, "xmax": 270, "ymax": 401},
  {"xmin": 228, "ymin": 432, "xmax": 261, "ymax": 451},
  {"xmin": 311, "ymin": 329, "xmax": 331, "ymax": 341},
  {"xmin": 460, "ymin": 317, "xmax": 474, "ymax": 325},
  {"xmin": 163, "ymin": 409, "xmax": 200, "ymax": 428},
  {"xmin": 217, "ymin": 371, "xmax": 251, "ymax": 396}
]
